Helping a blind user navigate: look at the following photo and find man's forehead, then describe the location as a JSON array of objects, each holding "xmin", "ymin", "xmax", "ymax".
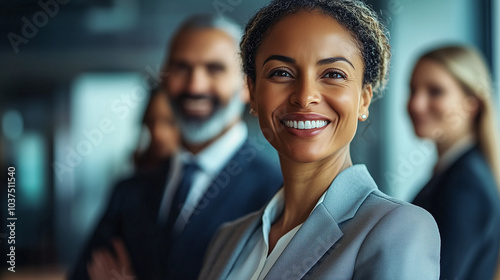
[{"xmin": 170, "ymin": 28, "xmax": 239, "ymax": 58}]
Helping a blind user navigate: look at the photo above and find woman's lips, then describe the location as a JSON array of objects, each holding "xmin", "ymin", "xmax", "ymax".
[
  {"xmin": 279, "ymin": 113, "xmax": 331, "ymax": 138},
  {"xmin": 282, "ymin": 119, "xmax": 329, "ymax": 129}
]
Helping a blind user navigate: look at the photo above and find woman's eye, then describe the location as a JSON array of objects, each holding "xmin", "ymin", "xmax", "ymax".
[
  {"xmin": 429, "ymin": 87, "xmax": 443, "ymax": 97},
  {"xmin": 323, "ymin": 71, "xmax": 346, "ymax": 79},
  {"xmin": 268, "ymin": 70, "xmax": 292, "ymax": 78}
]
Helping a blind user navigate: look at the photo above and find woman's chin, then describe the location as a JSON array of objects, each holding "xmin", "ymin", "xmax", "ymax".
[
  {"xmin": 278, "ymin": 148, "xmax": 328, "ymax": 164},
  {"xmin": 413, "ymin": 127, "xmax": 434, "ymax": 139}
]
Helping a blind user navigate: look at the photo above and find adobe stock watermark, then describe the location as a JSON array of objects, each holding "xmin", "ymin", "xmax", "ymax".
[
  {"xmin": 384, "ymin": 140, "xmax": 434, "ymax": 186},
  {"xmin": 380, "ymin": 0, "xmax": 415, "ymax": 18},
  {"xmin": 7, "ymin": 0, "xmax": 70, "ymax": 54},
  {"xmin": 280, "ymin": 233, "xmax": 339, "ymax": 279},
  {"xmin": 212, "ymin": 0, "xmax": 243, "ymax": 17},
  {"xmin": 52, "ymin": 64, "xmax": 166, "ymax": 182}
]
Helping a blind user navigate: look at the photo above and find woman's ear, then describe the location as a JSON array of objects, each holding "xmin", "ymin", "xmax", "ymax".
[
  {"xmin": 358, "ymin": 84, "xmax": 373, "ymax": 121},
  {"xmin": 464, "ymin": 95, "xmax": 481, "ymax": 120}
]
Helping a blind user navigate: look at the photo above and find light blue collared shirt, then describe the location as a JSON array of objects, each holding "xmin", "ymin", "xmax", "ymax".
[
  {"xmin": 158, "ymin": 122, "xmax": 248, "ymax": 233},
  {"xmin": 227, "ymin": 187, "xmax": 327, "ymax": 280}
]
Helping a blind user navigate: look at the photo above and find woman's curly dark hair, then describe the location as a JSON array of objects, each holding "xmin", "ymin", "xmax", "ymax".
[{"xmin": 241, "ymin": 0, "xmax": 391, "ymax": 94}]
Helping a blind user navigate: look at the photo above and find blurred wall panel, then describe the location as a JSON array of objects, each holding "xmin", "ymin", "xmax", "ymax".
[{"xmin": 53, "ymin": 73, "xmax": 146, "ymax": 264}]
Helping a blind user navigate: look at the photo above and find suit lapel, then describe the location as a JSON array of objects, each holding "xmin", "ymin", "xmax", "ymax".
[
  {"xmin": 214, "ymin": 210, "xmax": 264, "ymax": 279},
  {"xmin": 265, "ymin": 165, "xmax": 377, "ymax": 279},
  {"xmin": 265, "ymin": 204, "xmax": 343, "ymax": 279},
  {"xmin": 168, "ymin": 141, "xmax": 253, "ymax": 242},
  {"xmin": 190, "ymin": 139, "xmax": 253, "ymax": 216}
]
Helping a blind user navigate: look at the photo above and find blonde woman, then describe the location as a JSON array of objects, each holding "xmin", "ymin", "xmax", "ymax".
[{"xmin": 408, "ymin": 46, "xmax": 500, "ymax": 279}]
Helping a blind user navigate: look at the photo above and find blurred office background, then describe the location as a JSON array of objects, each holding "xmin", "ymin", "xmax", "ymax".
[{"xmin": 0, "ymin": 0, "xmax": 499, "ymax": 278}]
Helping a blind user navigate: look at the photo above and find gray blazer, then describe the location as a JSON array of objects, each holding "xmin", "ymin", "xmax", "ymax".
[{"xmin": 199, "ymin": 165, "xmax": 441, "ymax": 280}]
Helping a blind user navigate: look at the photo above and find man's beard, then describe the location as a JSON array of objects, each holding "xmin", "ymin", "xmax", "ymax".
[{"xmin": 172, "ymin": 91, "xmax": 245, "ymax": 145}]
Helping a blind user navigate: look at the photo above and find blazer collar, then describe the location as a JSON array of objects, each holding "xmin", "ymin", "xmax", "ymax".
[
  {"xmin": 322, "ymin": 164, "xmax": 378, "ymax": 223},
  {"xmin": 265, "ymin": 164, "xmax": 377, "ymax": 279},
  {"xmin": 216, "ymin": 210, "xmax": 265, "ymax": 279},
  {"xmin": 212, "ymin": 165, "xmax": 377, "ymax": 279}
]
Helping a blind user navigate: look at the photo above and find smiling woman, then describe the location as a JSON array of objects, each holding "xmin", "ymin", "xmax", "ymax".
[
  {"xmin": 409, "ymin": 46, "xmax": 500, "ymax": 280},
  {"xmin": 198, "ymin": 1, "xmax": 441, "ymax": 279},
  {"xmin": 250, "ymin": 10, "xmax": 371, "ymax": 165}
]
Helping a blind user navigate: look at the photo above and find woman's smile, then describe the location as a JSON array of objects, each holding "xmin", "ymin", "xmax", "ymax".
[{"xmin": 279, "ymin": 113, "xmax": 332, "ymax": 138}]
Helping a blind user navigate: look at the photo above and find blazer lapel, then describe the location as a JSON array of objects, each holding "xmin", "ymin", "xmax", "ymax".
[
  {"xmin": 265, "ymin": 165, "xmax": 377, "ymax": 279},
  {"xmin": 265, "ymin": 204, "xmax": 343, "ymax": 279},
  {"xmin": 211, "ymin": 210, "xmax": 264, "ymax": 279}
]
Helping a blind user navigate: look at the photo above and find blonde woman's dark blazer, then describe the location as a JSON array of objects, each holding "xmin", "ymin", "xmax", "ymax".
[{"xmin": 413, "ymin": 146, "xmax": 500, "ymax": 280}]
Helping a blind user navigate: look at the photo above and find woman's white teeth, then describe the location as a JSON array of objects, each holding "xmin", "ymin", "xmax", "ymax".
[{"xmin": 284, "ymin": 120, "xmax": 328, "ymax": 129}]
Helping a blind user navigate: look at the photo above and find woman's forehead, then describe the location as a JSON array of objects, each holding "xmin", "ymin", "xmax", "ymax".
[{"xmin": 256, "ymin": 11, "xmax": 363, "ymax": 68}]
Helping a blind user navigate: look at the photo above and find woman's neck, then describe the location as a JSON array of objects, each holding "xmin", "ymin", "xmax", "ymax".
[
  {"xmin": 277, "ymin": 146, "xmax": 352, "ymax": 232},
  {"xmin": 436, "ymin": 131, "xmax": 475, "ymax": 157},
  {"xmin": 434, "ymin": 132, "xmax": 476, "ymax": 173}
]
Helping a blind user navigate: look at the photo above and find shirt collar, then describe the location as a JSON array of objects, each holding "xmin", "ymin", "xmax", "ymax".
[
  {"xmin": 435, "ymin": 133, "xmax": 476, "ymax": 173},
  {"xmin": 261, "ymin": 165, "xmax": 377, "ymax": 234},
  {"xmin": 179, "ymin": 121, "xmax": 248, "ymax": 175},
  {"xmin": 261, "ymin": 187, "xmax": 327, "ymax": 245}
]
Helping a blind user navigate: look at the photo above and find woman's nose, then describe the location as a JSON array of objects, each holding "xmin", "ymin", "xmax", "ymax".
[
  {"xmin": 408, "ymin": 91, "xmax": 428, "ymax": 114},
  {"xmin": 289, "ymin": 78, "xmax": 321, "ymax": 108}
]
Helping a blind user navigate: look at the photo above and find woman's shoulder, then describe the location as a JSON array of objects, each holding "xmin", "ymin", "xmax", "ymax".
[
  {"xmin": 446, "ymin": 146, "xmax": 495, "ymax": 186},
  {"xmin": 350, "ymin": 191, "xmax": 441, "ymax": 279},
  {"xmin": 365, "ymin": 189, "xmax": 439, "ymax": 229},
  {"xmin": 441, "ymin": 146, "xmax": 499, "ymax": 205},
  {"xmin": 354, "ymin": 190, "xmax": 440, "ymax": 257},
  {"xmin": 321, "ymin": 164, "xmax": 438, "ymax": 231}
]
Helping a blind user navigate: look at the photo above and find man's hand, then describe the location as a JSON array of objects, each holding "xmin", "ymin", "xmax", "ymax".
[{"xmin": 87, "ymin": 239, "xmax": 135, "ymax": 280}]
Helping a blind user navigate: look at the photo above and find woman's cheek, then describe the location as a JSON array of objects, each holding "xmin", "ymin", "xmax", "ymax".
[
  {"xmin": 259, "ymin": 101, "xmax": 278, "ymax": 130},
  {"xmin": 324, "ymin": 90, "xmax": 357, "ymax": 118}
]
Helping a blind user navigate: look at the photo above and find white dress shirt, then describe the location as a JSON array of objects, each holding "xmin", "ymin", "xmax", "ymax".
[
  {"xmin": 227, "ymin": 188, "xmax": 327, "ymax": 280},
  {"xmin": 158, "ymin": 121, "xmax": 248, "ymax": 233}
]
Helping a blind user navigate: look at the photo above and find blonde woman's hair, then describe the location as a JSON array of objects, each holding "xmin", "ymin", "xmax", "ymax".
[{"xmin": 421, "ymin": 45, "xmax": 500, "ymax": 189}]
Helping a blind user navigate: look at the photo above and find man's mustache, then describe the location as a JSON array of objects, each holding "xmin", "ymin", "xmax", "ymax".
[
  {"xmin": 172, "ymin": 93, "xmax": 221, "ymax": 120},
  {"xmin": 174, "ymin": 93, "xmax": 218, "ymax": 103}
]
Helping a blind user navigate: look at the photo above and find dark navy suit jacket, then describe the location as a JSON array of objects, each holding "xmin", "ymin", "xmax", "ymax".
[
  {"xmin": 413, "ymin": 146, "xmax": 500, "ymax": 280},
  {"xmin": 69, "ymin": 139, "xmax": 282, "ymax": 280}
]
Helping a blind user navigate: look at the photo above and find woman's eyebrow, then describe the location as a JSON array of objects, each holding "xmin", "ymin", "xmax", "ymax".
[
  {"xmin": 317, "ymin": 57, "xmax": 355, "ymax": 69},
  {"xmin": 262, "ymin": 55, "xmax": 355, "ymax": 70},
  {"xmin": 263, "ymin": 55, "xmax": 296, "ymax": 66}
]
